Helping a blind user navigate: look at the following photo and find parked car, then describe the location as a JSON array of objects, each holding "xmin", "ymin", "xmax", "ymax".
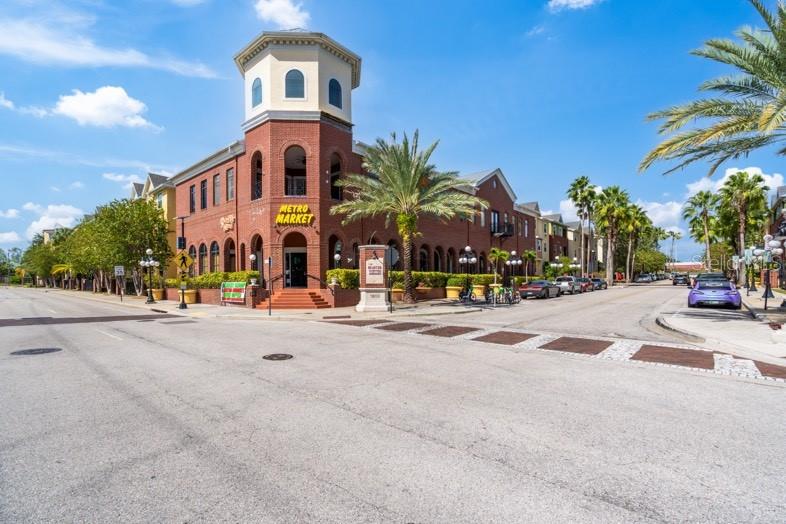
[
  {"xmin": 688, "ymin": 280, "xmax": 741, "ymax": 309},
  {"xmin": 590, "ymin": 278, "xmax": 608, "ymax": 290},
  {"xmin": 519, "ymin": 280, "xmax": 561, "ymax": 299},
  {"xmin": 634, "ymin": 273, "xmax": 653, "ymax": 283},
  {"xmin": 576, "ymin": 277, "xmax": 594, "ymax": 292},
  {"xmin": 554, "ymin": 276, "xmax": 582, "ymax": 295},
  {"xmin": 672, "ymin": 274, "xmax": 689, "ymax": 286}
]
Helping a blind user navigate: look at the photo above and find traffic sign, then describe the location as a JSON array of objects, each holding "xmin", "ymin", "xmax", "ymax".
[
  {"xmin": 114, "ymin": 265, "xmax": 125, "ymax": 277},
  {"xmin": 175, "ymin": 250, "xmax": 194, "ymax": 272}
]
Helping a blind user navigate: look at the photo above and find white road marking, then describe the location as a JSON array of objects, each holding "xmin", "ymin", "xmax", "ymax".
[
  {"xmin": 47, "ymin": 308, "xmax": 56, "ymax": 314},
  {"xmin": 96, "ymin": 329, "xmax": 122, "ymax": 341}
]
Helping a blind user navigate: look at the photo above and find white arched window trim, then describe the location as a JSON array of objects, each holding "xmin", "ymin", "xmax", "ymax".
[{"xmin": 251, "ymin": 77, "xmax": 262, "ymax": 107}]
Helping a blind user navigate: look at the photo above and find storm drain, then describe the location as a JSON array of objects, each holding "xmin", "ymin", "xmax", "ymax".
[
  {"xmin": 263, "ymin": 353, "xmax": 293, "ymax": 361},
  {"xmin": 11, "ymin": 348, "xmax": 63, "ymax": 356}
]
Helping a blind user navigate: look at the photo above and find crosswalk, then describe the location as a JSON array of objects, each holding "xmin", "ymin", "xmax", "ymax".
[{"xmin": 325, "ymin": 319, "xmax": 786, "ymax": 382}]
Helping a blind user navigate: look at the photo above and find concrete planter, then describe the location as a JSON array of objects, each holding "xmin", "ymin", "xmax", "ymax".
[
  {"xmin": 474, "ymin": 284, "xmax": 486, "ymax": 297},
  {"xmin": 182, "ymin": 289, "xmax": 197, "ymax": 304},
  {"xmin": 446, "ymin": 286, "xmax": 462, "ymax": 299},
  {"xmin": 151, "ymin": 289, "xmax": 164, "ymax": 301},
  {"xmin": 391, "ymin": 289, "xmax": 404, "ymax": 302}
]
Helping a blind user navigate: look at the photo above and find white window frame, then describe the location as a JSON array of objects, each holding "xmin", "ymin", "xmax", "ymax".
[{"xmin": 283, "ymin": 69, "xmax": 307, "ymax": 101}]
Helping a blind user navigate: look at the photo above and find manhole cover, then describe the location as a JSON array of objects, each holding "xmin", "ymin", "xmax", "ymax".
[
  {"xmin": 263, "ymin": 353, "xmax": 293, "ymax": 361},
  {"xmin": 11, "ymin": 347, "xmax": 63, "ymax": 356}
]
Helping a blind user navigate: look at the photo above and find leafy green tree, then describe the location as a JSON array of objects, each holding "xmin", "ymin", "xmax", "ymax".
[
  {"xmin": 682, "ymin": 190, "xmax": 719, "ymax": 268},
  {"xmin": 331, "ymin": 131, "xmax": 487, "ymax": 303},
  {"xmin": 718, "ymin": 170, "xmax": 768, "ymax": 283},
  {"xmin": 634, "ymin": 248, "xmax": 669, "ymax": 274},
  {"xmin": 641, "ymin": 0, "xmax": 786, "ymax": 175},
  {"xmin": 594, "ymin": 186, "xmax": 630, "ymax": 285},
  {"xmin": 621, "ymin": 204, "xmax": 650, "ymax": 282}
]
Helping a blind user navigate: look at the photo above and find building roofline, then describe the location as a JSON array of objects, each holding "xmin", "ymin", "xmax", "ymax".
[
  {"xmin": 170, "ymin": 140, "xmax": 246, "ymax": 186},
  {"xmin": 233, "ymin": 31, "xmax": 361, "ymax": 88}
]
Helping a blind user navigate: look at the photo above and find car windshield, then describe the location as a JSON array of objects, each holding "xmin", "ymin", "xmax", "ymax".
[
  {"xmin": 697, "ymin": 280, "xmax": 731, "ymax": 290},
  {"xmin": 556, "ymin": 277, "xmax": 571, "ymax": 282},
  {"xmin": 697, "ymin": 273, "xmax": 725, "ymax": 280},
  {"xmin": 529, "ymin": 280, "xmax": 549, "ymax": 286}
]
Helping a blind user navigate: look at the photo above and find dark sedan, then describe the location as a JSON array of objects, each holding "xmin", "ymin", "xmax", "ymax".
[
  {"xmin": 672, "ymin": 274, "xmax": 689, "ymax": 286},
  {"xmin": 520, "ymin": 280, "xmax": 561, "ymax": 299},
  {"xmin": 590, "ymin": 278, "xmax": 608, "ymax": 290}
]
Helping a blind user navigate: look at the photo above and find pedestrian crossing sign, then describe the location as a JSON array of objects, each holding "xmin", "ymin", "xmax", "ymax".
[{"xmin": 176, "ymin": 250, "xmax": 194, "ymax": 272}]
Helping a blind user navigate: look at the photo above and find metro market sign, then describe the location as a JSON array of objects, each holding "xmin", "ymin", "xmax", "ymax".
[{"xmin": 275, "ymin": 204, "xmax": 314, "ymax": 226}]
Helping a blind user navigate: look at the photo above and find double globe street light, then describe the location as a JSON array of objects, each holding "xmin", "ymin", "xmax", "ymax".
[
  {"xmin": 505, "ymin": 250, "xmax": 523, "ymax": 284},
  {"xmin": 458, "ymin": 245, "xmax": 477, "ymax": 293},
  {"xmin": 753, "ymin": 234, "xmax": 785, "ymax": 309},
  {"xmin": 139, "ymin": 248, "xmax": 159, "ymax": 304}
]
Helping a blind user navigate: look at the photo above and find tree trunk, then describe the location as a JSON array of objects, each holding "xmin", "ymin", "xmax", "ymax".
[
  {"xmin": 587, "ymin": 211, "xmax": 594, "ymax": 275},
  {"xmin": 626, "ymin": 234, "xmax": 633, "ymax": 283},
  {"xmin": 703, "ymin": 216, "xmax": 711, "ymax": 271},
  {"xmin": 606, "ymin": 230, "xmax": 614, "ymax": 285},
  {"xmin": 401, "ymin": 232, "xmax": 415, "ymax": 304},
  {"xmin": 738, "ymin": 209, "xmax": 746, "ymax": 285}
]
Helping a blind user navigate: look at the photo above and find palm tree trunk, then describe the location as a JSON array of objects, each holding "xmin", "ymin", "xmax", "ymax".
[
  {"xmin": 401, "ymin": 232, "xmax": 415, "ymax": 304},
  {"xmin": 738, "ymin": 209, "xmax": 746, "ymax": 285},
  {"xmin": 703, "ymin": 216, "xmax": 711, "ymax": 270},
  {"xmin": 579, "ymin": 217, "xmax": 585, "ymax": 277},
  {"xmin": 606, "ymin": 230, "xmax": 614, "ymax": 285},
  {"xmin": 587, "ymin": 211, "xmax": 593, "ymax": 275},
  {"xmin": 626, "ymin": 234, "xmax": 633, "ymax": 283}
]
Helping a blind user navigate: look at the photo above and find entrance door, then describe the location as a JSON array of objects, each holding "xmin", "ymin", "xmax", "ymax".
[{"xmin": 285, "ymin": 251, "xmax": 307, "ymax": 287}]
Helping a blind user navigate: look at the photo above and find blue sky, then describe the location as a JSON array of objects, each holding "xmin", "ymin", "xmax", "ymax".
[{"xmin": 0, "ymin": 0, "xmax": 782, "ymax": 260}]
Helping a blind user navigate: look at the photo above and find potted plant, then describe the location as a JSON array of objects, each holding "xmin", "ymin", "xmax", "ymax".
[
  {"xmin": 391, "ymin": 276, "xmax": 404, "ymax": 302},
  {"xmin": 472, "ymin": 274, "xmax": 490, "ymax": 297},
  {"xmin": 446, "ymin": 275, "xmax": 464, "ymax": 299}
]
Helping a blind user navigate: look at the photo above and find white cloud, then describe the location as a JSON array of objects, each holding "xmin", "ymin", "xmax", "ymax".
[
  {"xmin": 0, "ymin": 143, "xmax": 175, "ymax": 172},
  {"xmin": 0, "ymin": 208, "xmax": 19, "ymax": 218},
  {"xmin": 69, "ymin": 181, "xmax": 84, "ymax": 190},
  {"xmin": 0, "ymin": 231, "xmax": 21, "ymax": 243},
  {"xmin": 548, "ymin": 0, "xmax": 604, "ymax": 12},
  {"xmin": 685, "ymin": 166, "xmax": 783, "ymax": 200},
  {"xmin": 0, "ymin": 18, "xmax": 216, "ymax": 78},
  {"xmin": 102, "ymin": 172, "xmax": 144, "ymax": 189},
  {"xmin": 49, "ymin": 186, "xmax": 61, "ymax": 192},
  {"xmin": 53, "ymin": 86, "xmax": 161, "ymax": 130},
  {"xmin": 23, "ymin": 203, "xmax": 84, "ymax": 240},
  {"xmin": 0, "ymin": 91, "xmax": 50, "ymax": 117},
  {"xmin": 636, "ymin": 199, "xmax": 683, "ymax": 231},
  {"xmin": 526, "ymin": 25, "xmax": 546, "ymax": 37},
  {"xmin": 559, "ymin": 199, "xmax": 578, "ymax": 222},
  {"xmin": 255, "ymin": 0, "xmax": 310, "ymax": 29},
  {"xmin": 0, "ymin": 92, "xmax": 13, "ymax": 109}
]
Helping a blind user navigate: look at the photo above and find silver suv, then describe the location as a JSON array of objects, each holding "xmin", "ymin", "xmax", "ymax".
[{"xmin": 554, "ymin": 276, "xmax": 581, "ymax": 295}]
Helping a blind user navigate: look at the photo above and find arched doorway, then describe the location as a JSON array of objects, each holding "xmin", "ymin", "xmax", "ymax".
[
  {"xmin": 283, "ymin": 231, "xmax": 307, "ymax": 287},
  {"xmin": 224, "ymin": 238, "xmax": 236, "ymax": 272},
  {"xmin": 419, "ymin": 245, "xmax": 430, "ymax": 271},
  {"xmin": 433, "ymin": 247, "xmax": 443, "ymax": 272},
  {"xmin": 250, "ymin": 235, "xmax": 263, "ymax": 271},
  {"xmin": 447, "ymin": 248, "xmax": 456, "ymax": 273},
  {"xmin": 328, "ymin": 234, "xmax": 343, "ymax": 269},
  {"xmin": 239, "ymin": 243, "xmax": 246, "ymax": 270},
  {"xmin": 330, "ymin": 153, "xmax": 343, "ymax": 201}
]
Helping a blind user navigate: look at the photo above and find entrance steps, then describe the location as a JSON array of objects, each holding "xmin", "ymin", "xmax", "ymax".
[{"xmin": 270, "ymin": 289, "xmax": 331, "ymax": 309}]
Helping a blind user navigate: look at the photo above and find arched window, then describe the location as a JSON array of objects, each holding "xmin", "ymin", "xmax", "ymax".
[
  {"xmin": 188, "ymin": 245, "xmax": 197, "ymax": 277},
  {"xmin": 285, "ymin": 146, "xmax": 306, "ymax": 196},
  {"xmin": 251, "ymin": 152, "xmax": 262, "ymax": 200},
  {"xmin": 330, "ymin": 153, "xmax": 342, "ymax": 200},
  {"xmin": 419, "ymin": 248, "xmax": 429, "ymax": 271},
  {"xmin": 209, "ymin": 241, "xmax": 219, "ymax": 273},
  {"xmin": 285, "ymin": 69, "xmax": 304, "ymax": 99},
  {"xmin": 198, "ymin": 244, "xmax": 207, "ymax": 275},
  {"xmin": 251, "ymin": 78, "xmax": 262, "ymax": 107},
  {"xmin": 328, "ymin": 79, "xmax": 342, "ymax": 108}
]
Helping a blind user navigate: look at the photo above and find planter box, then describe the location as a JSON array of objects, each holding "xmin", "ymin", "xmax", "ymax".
[
  {"xmin": 415, "ymin": 287, "xmax": 446, "ymax": 300},
  {"xmin": 197, "ymin": 288, "xmax": 221, "ymax": 304},
  {"xmin": 151, "ymin": 289, "xmax": 164, "ymax": 301},
  {"xmin": 446, "ymin": 286, "xmax": 462, "ymax": 299},
  {"xmin": 391, "ymin": 289, "xmax": 404, "ymax": 302}
]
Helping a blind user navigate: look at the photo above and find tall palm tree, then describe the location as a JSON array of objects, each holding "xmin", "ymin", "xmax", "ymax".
[
  {"xmin": 488, "ymin": 247, "xmax": 509, "ymax": 285},
  {"xmin": 621, "ymin": 205, "xmax": 649, "ymax": 283},
  {"xmin": 594, "ymin": 186, "xmax": 630, "ymax": 285},
  {"xmin": 682, "ymin": 191, "xmax": 719, "ymax": 269},
  {"xmin": 567, "ymin": 176, "xmax": 593, "ymax": 276},
  {"xmin": 718, "ymin": 170, "xmax": 768, "ymax": 283},
  {"xmin": 640, "ymin": 0, "xmax": 786, "ymax": 175},
  {"xmin": 331, "ymin": 130, "xmax": 487, "ymax": 303},
  {"xmin": 666, "ymin": 230, "xmax": 682, "ymax": 269}
]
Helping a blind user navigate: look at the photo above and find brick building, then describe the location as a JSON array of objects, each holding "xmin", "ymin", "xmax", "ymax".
[{"xmin": 170, "ymin": 31, "xmax": 567, "ymax": 306}]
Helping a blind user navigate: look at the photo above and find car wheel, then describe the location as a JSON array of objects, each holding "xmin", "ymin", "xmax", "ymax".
[
  {"xmin": 734, "ymin": 303, "xmax": 742, "ymax": 310},
  {"xmin": 688, "ymin": 302, "xmax": 695, "ymax": 308}
]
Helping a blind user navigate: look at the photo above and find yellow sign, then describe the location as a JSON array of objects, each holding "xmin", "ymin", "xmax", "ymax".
[
  {"xmin": 175, "ymin": 250, "xmax": 194, "ymax": 272},
  {"xmin": 275, "ymin": 204, "xmax": 314, "ymax": 226}
]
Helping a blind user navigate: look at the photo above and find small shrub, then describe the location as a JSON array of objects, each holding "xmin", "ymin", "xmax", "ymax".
[
  {"xmin": 325, "ymin": 269, "xmax": 359, "ymax": 289},
  {"xmin": 471, "ymin": 274, "xmax": 495, "ymax": 286},
  {"xmin": 446, "ymin": 275, "xmax": 465, "ymax": 287}
]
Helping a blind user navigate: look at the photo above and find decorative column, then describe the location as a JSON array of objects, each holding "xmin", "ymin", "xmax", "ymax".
[{"xmin": 355, "ymin": 244, "xmax": 390, "ymax": 312}]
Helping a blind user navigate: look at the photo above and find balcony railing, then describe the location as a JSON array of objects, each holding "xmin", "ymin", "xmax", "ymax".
[{"xmin": 491, "ymin": 223, "xmax": 514, "ymax": 237}]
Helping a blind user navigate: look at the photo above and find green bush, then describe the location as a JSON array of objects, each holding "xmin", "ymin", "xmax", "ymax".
[
  {"xmin": 325, "ymin": 269, "xmax": 360, "ymax": 289},
  {"xmin": 471, "ymin": 274, "xmax": 496, "ymax": 286},
  {"xmin": 227, "ymin": 270, "xmax": 260, "ymax": 283},
  {"xmin": 446, "ymin": 275, "xmax": 466, "ymax": 287}
]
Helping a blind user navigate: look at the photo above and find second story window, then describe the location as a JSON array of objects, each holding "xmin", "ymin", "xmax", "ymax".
[
  {"xmin": 251, "ymin": 78, "xmax": 262, "ymax": 107},
  {"xmin": 200, "ymin": 180, "xmax": 207, "ymax": 209},
  {"xmin": 490, "ymin": 210, "xmax": 500, "ymax": 232},
  {"xmin": 189, "ymin": 185, "xmax": 195, "ymax": 214},
  {"xmin": 285, "ymin": 69, "xmax": 305, "ymax": 99},
  {"xmin": 285, "ymin": 145, "xmax": 307, "ymax": 196},
  {"xmin": 328, "ymin": 79, "xmax": 342, "ymax": 108},
  {"xmin": 213, "ymin": 174, "xmax": 220, "ymax": 206},
  {"xmin": 525, "ymin": 220, "xmax": 529, "ymax": 237},
  {"xmin": 330, "ymin": 153, "xmax": 343, "ymax": 200},
  {"xmin": 226, "ymin": 168, "xmax": 235, "ymax": 201},
  {"xmin": 251, "ymin": 153, "xmax": 263, "ymax": 200}
]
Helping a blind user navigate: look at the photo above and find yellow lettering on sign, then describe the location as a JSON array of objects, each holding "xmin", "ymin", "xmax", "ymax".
[{"xmin": 274, "ymin": 204, "xmax": 313, "ymax": 226}]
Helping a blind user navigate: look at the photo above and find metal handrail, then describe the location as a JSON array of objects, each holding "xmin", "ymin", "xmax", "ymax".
[{"xmin": 267, "ymin": 273, "xmax": 334, "ymax": 296}]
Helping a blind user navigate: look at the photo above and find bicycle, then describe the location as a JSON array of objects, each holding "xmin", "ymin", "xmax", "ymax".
[{"xmin": 459, "ymin": 284, "xmax": 476, "ymax": 304}]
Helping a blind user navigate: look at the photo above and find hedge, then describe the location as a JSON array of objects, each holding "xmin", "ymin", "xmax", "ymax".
[
  {"xmin": 325, "ymin": 269, "xmax": 359, "ymax": 289},
  {"xmin": 164, "ymin": 270, "xmax": 260, "ymax": 290}
]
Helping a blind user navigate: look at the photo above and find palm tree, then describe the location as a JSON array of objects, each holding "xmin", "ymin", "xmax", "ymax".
[
  {"xmin": 331, "ymin": 130, "xmax": 487, "ymax": 303},
  {"xmin": 640, "ymin": 0, "xmax": 786, "ymax": 176},
  {"xmin": 567, "ymin": 176, "xmax": 593, "ymax": 276},
  {"xmin": 682, "ymin": 191, "xmax": 719, "ymax": 269},
  {"xmin": 666, "ymin": 230, "xmax": 682, "ymax": 270},
  {"xmin": 488, "ymin": 247, "xmax": 509, "ymax": 285},
  {"xmin": 522, "ymin": 250, "xmax": 536, "ymax": 281},
  {"xmin": 621, "ymin": 205, "xmax": 649, "ymax": 283},
  {"xmin": 718, "ymin": 170, "xmax": 768, "ymax": 283},
  {"xmin": 594, "ymin": 186, "xmax": 630, "ymax": 285}
]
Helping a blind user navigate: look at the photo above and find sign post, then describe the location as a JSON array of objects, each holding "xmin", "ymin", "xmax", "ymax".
[
  {"xmin": 175, "ymin": 250, "xmax": 194, "ymax": 309},
  {"xmin": 114, "ymin": 265, "xmax": 125, "ymax": 301},
  {"xmin": 356, "ymin": 244, "xmax": 390, "ymax": 313}
]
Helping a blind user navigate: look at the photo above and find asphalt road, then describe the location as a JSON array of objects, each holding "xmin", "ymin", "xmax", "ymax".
[{"xmin": 1, "ymin": 286, "xmax": 784, "ymax": 523}]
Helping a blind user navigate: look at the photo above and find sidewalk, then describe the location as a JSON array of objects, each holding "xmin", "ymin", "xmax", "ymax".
[{"xmin": 44, "ymin": 288, "xmax": 496, "ymax": 321}]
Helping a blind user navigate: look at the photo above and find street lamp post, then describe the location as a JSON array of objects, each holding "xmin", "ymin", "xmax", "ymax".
[
  {"xmin": 333, "ymin": 252, "xmax": 341, "ymax": 268},
  {"xmin": 760, "ymin": 235, "xmax": 785, "ymax": 310},
  {"xmin": 458, "ymin": 245, "xmax": 477, "ymax": 298},
  {"xmin": 506, "ymin": 250, "xmax": 522, "ymax": 287},
  {"xmin": 139, "ymin": 248, "xmax": 158, "ymax": 304}
]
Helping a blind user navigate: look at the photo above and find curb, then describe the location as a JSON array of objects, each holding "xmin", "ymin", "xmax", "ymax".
[
  {"xmin": 740, "ymin": 296, "xmax": 767, "ymax": 321},
  {"xmin": 655, "ymin": 315, "xmax": 705, "ymax": 343}
]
